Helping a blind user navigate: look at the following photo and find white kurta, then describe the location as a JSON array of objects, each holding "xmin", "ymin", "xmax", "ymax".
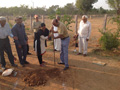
[
  {"xmin": 53, "ymin": 26, "xmax": 61, "ymax": 51},
  {"xmin": 77, "ymin": 20, "xmax": 91, "ymax": 54}
]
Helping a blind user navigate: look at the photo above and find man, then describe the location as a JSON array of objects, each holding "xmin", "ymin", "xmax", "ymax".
[
  {"xmin": 0, "ymin": 16, "xmax": 17, "ymax": 69},
  {"xmin": 33, "ymin": 15, "xmax": 41, "ymax": 50},
  {"xmin": 35, "ymin": 23, "xmax": 49, "ymax": 67},
  {"xmin": 52, "ymin": 19, "xmax": 70, "ymax": 70},
  {"xmin": 77, "ymin": 15, "xmax": 91, "ymax": 56},
  {"xmin": 53, "ymin": 16, "xmax": 61, "ymax": 51},
  {"xmin": 11, "ymin": 16, "xmax": 29, "ymax": 67}
]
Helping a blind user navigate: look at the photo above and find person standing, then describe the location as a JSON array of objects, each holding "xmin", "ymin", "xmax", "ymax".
[
  {"xmin": 11, "ymin": 16, "xmax": 29, "ymax": 67},
  {"xmin": 53, "ymin": 16, "xmax": 61, "ymax": 51},
  {"xmin": 0, "ymin": 16, "xmax": 17, "ymax": 69},
  {"xmin": 77, "ymin": 15, "xmax": 91, "ymax": 56},
  {"xmin": 52, "ymin": 19, "xmax": 70, "ymax": 70},
  {"xmin": 33, "ymin": 15, "xmax": 41, "ymax": 50},
  {"xmin": 35, "ymin": 23, "xmax": 49, "ymax": 67}
]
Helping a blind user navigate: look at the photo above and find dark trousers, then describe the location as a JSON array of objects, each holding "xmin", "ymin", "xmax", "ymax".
[
  {"xmin": 27, "ymin": 44, "xmax": 29, "ymax": 53},
  {"xmin": 33, "ymin": 32, "xmax": 37, "ymax": 49},
  {"xmin": 37, "ymin": 54, "xmax": 42, "ymax": 64},
  {"xmin": 15, "ymin": 44, "xmax": 27, "ymax": 65},
  {"xmin": 0, "ymin": 37, "xmax": 14, "ymax": 67},
  {"xmin": 0, "ymin": 49, "xmax": 14, "ymax": 64}
]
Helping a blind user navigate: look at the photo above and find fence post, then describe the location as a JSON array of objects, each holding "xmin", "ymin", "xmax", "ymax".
[
  {"xmin": 6, "ymin": 16, "xmax": 9, "ymax": 23},
  {"xmin": 30, "ymin": 15, "xmax": 32, "ymax": 31},
  {"xmin": 103, "ymin": 14, "xmax": 107, "ymax": 32},
  {"xmin": 42, "ymin": 15, "xmax": 45, "ymax": 23},
  {"xmin": 90, "ymin": 15, "xmax": 92, "ymax": 19},
  {"xmin": 75, "ymin": 15, "xmax": 78, "ymax": 34}
]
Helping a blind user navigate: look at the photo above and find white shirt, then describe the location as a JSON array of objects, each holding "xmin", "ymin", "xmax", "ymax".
[
  {"xmin": 0, "ymin": 23, "xmax": 13, "ymax": 39},
  {"xmin": 53, "ymin": 25, "xmax": 59, "ymax": 37},
  {"xmin": 78, "ymin": 20, "xmax": 91, "ymax": 39}
]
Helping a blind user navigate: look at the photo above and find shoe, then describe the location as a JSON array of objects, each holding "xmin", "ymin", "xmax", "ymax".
[
  {"xmin": 27, "ymin": 52, "xmax": 32, "ymax": 55},
  {"xmin": 42, "ymin": 61, "xmax": 47, "ymax": 63},
  {"xmin": 40, "ymin": 64, "xmax": 45, "ymax": 67},
  {"xmin": 21, "ymin": 64, "xmax": 25, "ymax": 67},
  {"xmin": 83, "ymin": 54, "xmax": 87, "ymax": 57},
  {"xmin": 73, "ymin": 49, "xmax": 77, "ymax": 52},
  {"xmin": 1, "ymin": 66, "xmax": 6, "ymax": 70},
  {"xmin": 58, "ymin": 62, "xmax": 65, "ymax": 65},
  {"xmin": 77, "ymin": 53, "xmax": 82, "ymax": 55},
  {"xmin": 24, "ymin": 61, "xmax": 30, "ymax": 64},
  {"xmin": 63, "ymin": 67, "xmax": 69, "ymax": 70},
  {"xmin": 54, "ymin": 49, "xmax": 57, "ymax": 51},
  {"xmin": 12, "ymin": 64, "xmax": 18, "ymax": 67}
]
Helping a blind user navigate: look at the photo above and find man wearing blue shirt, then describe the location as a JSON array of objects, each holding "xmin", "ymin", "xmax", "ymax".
[{"xmin": 0, "ymin": 16, "xmax": 17, "ymax": 69}]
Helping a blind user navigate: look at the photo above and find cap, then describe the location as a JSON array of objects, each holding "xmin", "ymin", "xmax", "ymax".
[
  {"xmin": 0, "ymin": 16, "xmax": 6, "ymax": 21},
  {"xmin": 34, "ymin": 15, "xmax": 38, "ymax": 18},
  {"xmin": 82, "ymin": 15, "xmax": 88, "ymax": 19}
]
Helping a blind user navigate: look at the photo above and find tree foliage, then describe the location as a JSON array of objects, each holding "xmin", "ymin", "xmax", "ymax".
[
  {"xmin": 75, "ymin": 0, "xmax": 98, "ymax": 14},
  {"xmin": 107, "ymin": 0, "xmax": 120, "ymax": 10},
  {"xmin": 0, "ymin": 2, "xmax": 116, "ymax": 16}
]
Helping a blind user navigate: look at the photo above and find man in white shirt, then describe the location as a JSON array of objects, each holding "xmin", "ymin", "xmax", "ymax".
[
  {"xmin": 0, "ymin": 16, "xmax": 17, "ymax": 69},
  {"xmin": 53, "ymin": 16, "xmax": 61, "ymax": 51},
  {"xmin": 77, "ymin": 15, "xmax": 91, "ymax": 56}
]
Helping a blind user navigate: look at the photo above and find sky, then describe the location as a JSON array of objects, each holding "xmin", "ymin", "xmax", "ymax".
[{"xmin": 0, "ymin": 0, "xmax": 110, "ymax": 9}]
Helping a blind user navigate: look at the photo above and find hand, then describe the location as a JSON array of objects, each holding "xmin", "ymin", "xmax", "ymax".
[
  {"xmin": 86, "ymin": 39, "xmax": 89, "ymax": 41},
  {"xmin": 13, "ymin": 36, "xmax": 18, "ymax": 40},
  {"xmin": 18, "ymin": 45, "xmax": 22, "ymax": 48},
  {"xmin": 26, "ymin": 41, "xmax": 28, "ymax": 45}
]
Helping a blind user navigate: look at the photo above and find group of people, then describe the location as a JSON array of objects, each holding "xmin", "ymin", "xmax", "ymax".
[{"xmin": 0, "ymin": 14, "xmax": 91, "ymax": 71}]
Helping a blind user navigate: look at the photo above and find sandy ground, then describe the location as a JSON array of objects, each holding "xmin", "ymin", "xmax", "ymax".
[{"xmin": 0, "ymin": 17, "xmax": 120, "ymax": 90}]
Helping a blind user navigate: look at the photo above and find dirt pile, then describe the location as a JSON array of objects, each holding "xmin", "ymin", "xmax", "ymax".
[{"xmin": 23, "ymin": 68, "xmax": 61, "ymax": 86}]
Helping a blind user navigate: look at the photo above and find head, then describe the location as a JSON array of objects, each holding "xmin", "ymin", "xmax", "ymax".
[
  {"xmin": 82, "ymin": 15, "xmax": 88, "ymax": 23},
  {"xmin": 0, "ymin": 17, "xmax": 6, "ymax": 27},
  {"xmin": 34, "ymin": 15, "xmax": 39, "ymax": 22},
  {"xmin": 56, "ymin": 16, "xmax": 61, "ymax": 21},
  {"xmin": 15, "ymin": 16, "xmax": 23, "ymax": 24},
  {"xmin": 41, "ymin": 23, "xmax": 46, "ymax": 30},
  {"xmin": 52, "ymin": 19, "xmax": 59, "ymax": 27}
]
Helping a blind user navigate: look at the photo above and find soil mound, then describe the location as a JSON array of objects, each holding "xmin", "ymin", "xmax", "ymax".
[{"xmin": 23, "ymin": 68, "xmax": 61, "ymax": 86}]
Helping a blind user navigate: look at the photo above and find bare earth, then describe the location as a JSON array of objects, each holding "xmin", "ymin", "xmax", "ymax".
[{"xmin": 0, "ymin": 17, "xmax": 120, "ymax": 90}]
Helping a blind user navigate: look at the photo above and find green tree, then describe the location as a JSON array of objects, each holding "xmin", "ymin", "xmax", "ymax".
[
  {"xmin": 64, "ymin": 3, "xmax": 77, "ymax": 14},
  {"xmin": 107, "ymin": 0, "xmax": 120, "ymax": 14},
  {"xmin": 47, "ymin": 5, "xmax": 59, "ymax": 15},
  {"xmin": 75, "ymin": 0, "xmax": 98, "ymax": 14}
]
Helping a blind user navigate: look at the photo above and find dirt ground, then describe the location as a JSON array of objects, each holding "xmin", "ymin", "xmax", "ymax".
[{"xmin": 0, "ymin": 17, "xmax": 120, "ymax": 90}]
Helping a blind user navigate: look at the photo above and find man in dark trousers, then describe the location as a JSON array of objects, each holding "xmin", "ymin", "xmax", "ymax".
[
  {"xmin": 11, "ymin": 16, "xmax": 29, "ymax": 67},
  {"xmin": 0, "ymin": 16, "xmax": 17, "ymax": 69}
]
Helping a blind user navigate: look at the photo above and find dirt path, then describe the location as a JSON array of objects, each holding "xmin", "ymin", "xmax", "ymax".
[
  {"xmin": 1, "ymin": 46, "xmax": 120, "ymax": 90},
  {"xmin": 1, "ymin": 32, "xmax": 120, "ymax": 90}
]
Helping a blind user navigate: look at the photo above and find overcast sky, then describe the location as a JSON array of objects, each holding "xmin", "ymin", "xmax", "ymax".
[{"xmin": 0, "ymin": 0, "xmax": 110, "ymax": 9}]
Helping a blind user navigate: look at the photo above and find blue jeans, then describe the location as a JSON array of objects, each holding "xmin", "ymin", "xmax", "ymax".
[{"xmin": 60, "ymin": 37, "xmax": 70, "ymax": 67}]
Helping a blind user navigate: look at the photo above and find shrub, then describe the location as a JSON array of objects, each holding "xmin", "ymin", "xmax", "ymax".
[{"xmin": 99, "ymin": 29, "xmax": 120, "ymax": 50}]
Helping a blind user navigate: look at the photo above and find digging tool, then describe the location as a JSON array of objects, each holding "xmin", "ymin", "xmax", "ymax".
[{"xmin": 50, "ymin": 26, "xmax": 56, "ymax": 66}]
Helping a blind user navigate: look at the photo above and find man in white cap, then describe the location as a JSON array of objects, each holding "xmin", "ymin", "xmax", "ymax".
[
  {"xmin": 77, "ymin": 15, "xmax": 91, "ymax": 56},
  {"xmin": 32, "ymin": 15, "xmax": 41, "ymax": 50},
  {"xmin": 0, "ymin": 16, "xmax": 18, "ymax": 69}
]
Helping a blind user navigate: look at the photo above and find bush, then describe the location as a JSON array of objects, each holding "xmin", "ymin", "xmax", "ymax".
[{"xmin": 99, "ymin": 29, "xmax": 120, "ymax": 50}]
